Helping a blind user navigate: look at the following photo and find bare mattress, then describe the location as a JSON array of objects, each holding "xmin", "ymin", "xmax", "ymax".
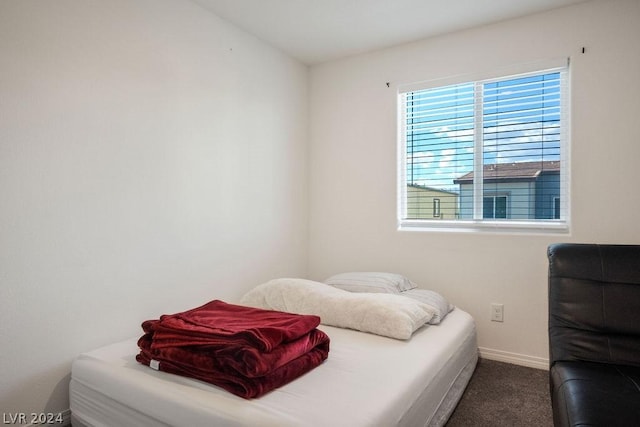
[{"xmin": 70, "ymin": 308, "xmax": 477, "ymax": 427}]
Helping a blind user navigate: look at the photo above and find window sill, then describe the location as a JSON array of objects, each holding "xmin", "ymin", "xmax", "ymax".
[{"xmin": 398, "ymin": 219, "xmax": 570, "ymax": 235}]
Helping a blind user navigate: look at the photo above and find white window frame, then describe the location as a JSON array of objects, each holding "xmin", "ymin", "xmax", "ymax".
[{"xmin": 397, "ymin": 58, "xmax": 571, "ymax": 234}]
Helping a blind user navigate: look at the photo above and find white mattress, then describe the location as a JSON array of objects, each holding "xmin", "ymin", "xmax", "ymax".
[{"xmin": 70, "ymin": 308, "xmax": 477, "ymax": 427}]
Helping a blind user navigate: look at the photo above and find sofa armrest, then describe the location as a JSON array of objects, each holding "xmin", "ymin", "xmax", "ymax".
[{"xmin": 548, "ymin": 243, "xmax": 640, "ymax": 367}]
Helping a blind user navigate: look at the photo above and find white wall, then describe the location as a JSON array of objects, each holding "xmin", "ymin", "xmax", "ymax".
[
  {"xmin": 309, "ymin": 0, "xmax": 640, "ymax": 367},
  {"xmin": 0, "ymin": 0, "xmax": 308, "ymax": 415}
]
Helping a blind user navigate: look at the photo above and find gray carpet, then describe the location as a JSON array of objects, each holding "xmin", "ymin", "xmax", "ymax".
[{"xmin": 446, "ymin": 358, "xmax": 553, "ymax": 427}]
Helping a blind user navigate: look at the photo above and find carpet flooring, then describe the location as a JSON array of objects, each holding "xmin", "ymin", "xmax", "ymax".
[{"xmin": 446, "ymin": 358, "xmax": 553, "ymax": 427}]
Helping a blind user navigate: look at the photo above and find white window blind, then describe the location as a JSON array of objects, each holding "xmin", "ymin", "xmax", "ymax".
[{"xmin": 398, "ymin": 60, "xmax": 569, "ymax": 232}]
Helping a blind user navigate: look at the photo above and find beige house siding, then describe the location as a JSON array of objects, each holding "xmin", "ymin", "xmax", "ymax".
[{"xmin": 406, "ymin": 185, "xmax": 458, "ymax": 219}]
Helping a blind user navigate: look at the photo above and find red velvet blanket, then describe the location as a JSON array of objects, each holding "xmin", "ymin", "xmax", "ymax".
[
  {"xmin": 136, "ymin": 300, "xmax": 330, "ymax": 399},
  {"xmin": 145, "ymin": 300, "xmax": 323, "ymax": 352}
]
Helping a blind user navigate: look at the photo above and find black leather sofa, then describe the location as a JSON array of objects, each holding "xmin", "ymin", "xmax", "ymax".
[{"xmin": 548, "ymin": 243, "xmax": 640, "ymax": 427}]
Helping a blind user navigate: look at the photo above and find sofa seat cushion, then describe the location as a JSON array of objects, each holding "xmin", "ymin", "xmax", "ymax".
[{"xmin": 551, "ymin": 361, "xmax": 640, "ymax": 427}]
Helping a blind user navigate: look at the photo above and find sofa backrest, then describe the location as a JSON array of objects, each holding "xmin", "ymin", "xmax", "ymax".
[{"xmin": 548, "ymin": 243, "xmax": 640, "ymax": 367}]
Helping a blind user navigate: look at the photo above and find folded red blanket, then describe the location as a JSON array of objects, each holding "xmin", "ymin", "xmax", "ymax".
[
  {"xmin": 137, "ymin": 300, "xmax": 330, "ymax": 398},
  {"xmin": 137, "ymin": 335, "xmax": 329, "ymax": 398},
  {"xmin": 138, "ymin": 327, "xmax": 329, "ymax": 378},
  {"xmin": 144, "ymin": 300, "xmax": 321, "ymax": 353}
]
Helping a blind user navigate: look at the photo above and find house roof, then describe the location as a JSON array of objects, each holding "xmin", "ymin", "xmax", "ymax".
[
  {"xmin": 453, "ymin": 161, "xmax": 560, "ymax": 184},
  {"xmin": 408, "ymin": 183, "xmax": 459, "ymax": 195}
]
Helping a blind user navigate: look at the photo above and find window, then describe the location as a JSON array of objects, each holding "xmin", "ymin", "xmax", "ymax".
[
  {"xmin": 553, "ymin": 197, "xmax": 561, "ymax": 220},
  {"xmin": 398, "ymin": 59, "xmax": 569, "ymax": 232},
  {"xmin": 433, "ymin": 198, "xmax": 441, "ymax": 218},
  {"xmin": 483, "ymin": 195, "xmax": 508, "ymax": 219}
]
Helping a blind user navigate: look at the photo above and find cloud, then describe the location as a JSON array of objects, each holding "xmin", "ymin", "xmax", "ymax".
[
  {"xmin": 439, "ymin": 148, "xmax": 455, "ymax": 168},
  {"xmin": 408, "ymin": 150, "xmax": 434, "ymax": 167}
]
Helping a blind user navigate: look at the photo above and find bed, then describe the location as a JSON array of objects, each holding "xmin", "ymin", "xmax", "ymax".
[{"xmin": 70, "ymin": 276, "xmax": 478, "ymax": 427}]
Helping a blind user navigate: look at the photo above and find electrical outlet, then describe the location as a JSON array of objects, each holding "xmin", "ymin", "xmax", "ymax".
[{"xmin": 491, "ymin": 303, "xmax": 504, "ymax": 322}]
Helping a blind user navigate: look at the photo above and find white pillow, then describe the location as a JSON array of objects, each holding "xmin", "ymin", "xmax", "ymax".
[
  {"xmin": 324, "ymin": 272, "xmax": 417, "ymax": 293},
  {"xmin": 240, "ymin": 278, "xmax": 435, "ymax": 340},
  {"xmin": 401, "ymin": 289, "xmax": 454, "ymax": 325}
]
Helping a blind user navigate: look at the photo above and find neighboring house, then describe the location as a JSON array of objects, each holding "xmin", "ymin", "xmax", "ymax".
[
  {"xmin": 406, "ymin": 184, "xmax": 459, "ymax": 219},
  {"xmin": 453, "ymin": 161, "xmax": 561, "ymax": 220}
]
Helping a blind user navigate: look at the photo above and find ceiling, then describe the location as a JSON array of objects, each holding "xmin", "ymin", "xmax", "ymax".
[{"xmin": 193, "ymin": 0, "xmax": 590, "ymax": 65}]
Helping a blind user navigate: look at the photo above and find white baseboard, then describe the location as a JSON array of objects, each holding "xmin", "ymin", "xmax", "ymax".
[{"xmin": 478, "ymin": 347, "xmax": 549, "ymax": 370}]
